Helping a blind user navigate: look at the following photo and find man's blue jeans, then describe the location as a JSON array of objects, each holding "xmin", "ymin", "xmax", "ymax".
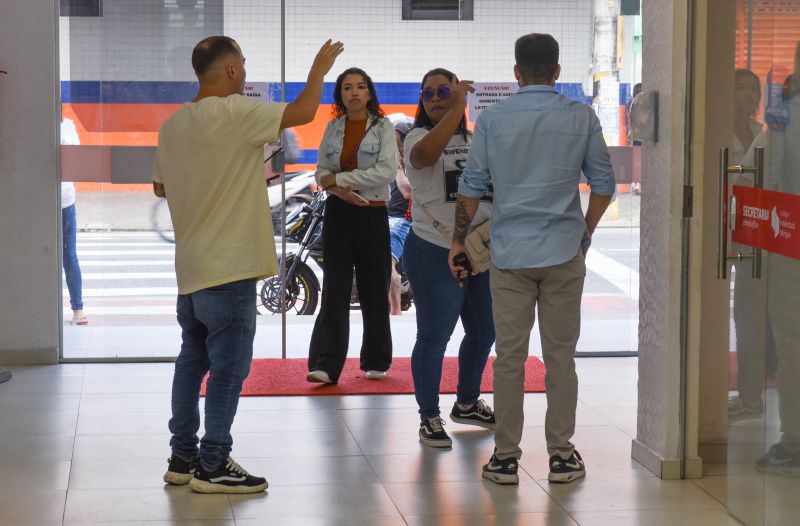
[
  {"xmin": 61, "ymin": 204, "xmax": 83, "ymax": 311},
  {"xmin": 403, "ymin": 230, "xmax": 495, "ymax": 421},
  {"xmin": 169, "ymin": 278, "xmax": 256, "ymax": 471}
]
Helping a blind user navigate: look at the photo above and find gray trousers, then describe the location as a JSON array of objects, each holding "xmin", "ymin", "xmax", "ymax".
[
  {"xmin": 490, "ymin": 252, "xmax": 586, "ymax": 461},
  {"xmin": 767, "ymin": 254, "xmax": 800, "ymax": 451},
  {"xmin": 732, "ymin": 245, "xmax": 768, "ymax": 406}
]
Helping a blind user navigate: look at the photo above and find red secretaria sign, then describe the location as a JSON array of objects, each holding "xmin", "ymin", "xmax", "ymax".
[{"xmin": 732, "ymin": 185, "xmax": 800, "ymax": 260}]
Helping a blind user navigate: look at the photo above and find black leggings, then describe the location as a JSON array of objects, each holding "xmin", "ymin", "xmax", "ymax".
[{"xmin": 308, "ymin": 196, "xmax": 392, "ymax": 382}]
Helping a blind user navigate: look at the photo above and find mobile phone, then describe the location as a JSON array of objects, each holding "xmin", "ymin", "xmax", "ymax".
[
  {"xmin": 452, "ymin": 252, "xmax": 472, "ymax": 283},
  {"xmin": 352, "ymin": 192, "xmax": 369, "ymax": 204}
]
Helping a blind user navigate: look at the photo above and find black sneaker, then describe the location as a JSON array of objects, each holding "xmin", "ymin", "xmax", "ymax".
[
  {"xmin": 728, "ymin": 395, "xmax": 763, "ymax": 422},
  {"xmin": 482, "ymin": 453, "xmax": 519, "ymax": 485},
  {"xmin": 189, "ymin": 457, "xmax": 268, "ymax": 494},
  {"xmin": 450, "ymin": 399, "xmax": 495, "ymax": 429},
  {"xmin": 419, "ymin": 416, "xmax": 452, "ymax": 448},
  {"xmin": 163, "ymin": 456, "xmax": 197, "ymax": 486},
  {"xmin": 548, "ymin": 450, "xmax": 586, "ymax": 483},
  {"xmin": 756, "ymin": 443, "xmax": 800, "ymax": 477}
]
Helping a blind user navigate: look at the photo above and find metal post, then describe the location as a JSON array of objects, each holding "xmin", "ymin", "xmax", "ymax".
[{"xmin": 280, "ymin": 0, "xmax": 287, "ymax": 359}]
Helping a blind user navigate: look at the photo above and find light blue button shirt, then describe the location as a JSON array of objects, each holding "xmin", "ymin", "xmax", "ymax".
[{"xmin": 459, "ymin": 84, "xmax": 616, "ymax": 269}]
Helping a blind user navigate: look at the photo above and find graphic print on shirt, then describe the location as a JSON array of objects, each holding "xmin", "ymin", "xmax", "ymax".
[{"xmin": 442, "ymin": 150, "xmax": 493, "ymax": 203}]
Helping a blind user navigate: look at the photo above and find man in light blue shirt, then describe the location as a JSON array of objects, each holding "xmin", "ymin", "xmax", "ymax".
[{"xmin": 449, "ymin": 33, "xmax": 615, "ymax": 486}]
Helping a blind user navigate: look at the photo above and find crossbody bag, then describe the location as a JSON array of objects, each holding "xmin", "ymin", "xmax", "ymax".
[{"xmin": 417, "ymin": 203, "xmax": 491, "ymax": 273}]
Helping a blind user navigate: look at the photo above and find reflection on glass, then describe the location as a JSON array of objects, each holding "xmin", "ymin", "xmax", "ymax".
[
  {"xmin": 731, "ymin": 34, "xmax": 800, "ymax": 526},
  {"xmin": 760, "ymin": 42, "xmax": 800, "ymax": 520},
  {"xmin": 729, "ymin": 69, "xmax": 768, "ymax": 423}
]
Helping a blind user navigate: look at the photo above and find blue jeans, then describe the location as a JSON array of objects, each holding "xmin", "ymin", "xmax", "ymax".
[
  {"xmin": 169, "ymin": 278, "xmax": 257, "ymax": 471},
  {"xmin": 404, "ymin": 230, "xmax": 495, "ymax": 421},
  {"xmin": 388, "ymin": 216, "xmax": 412, "ymax": 261},
  {"xmin": 61, "ymin": 204, "xmax": 83, "ymax": 311}
]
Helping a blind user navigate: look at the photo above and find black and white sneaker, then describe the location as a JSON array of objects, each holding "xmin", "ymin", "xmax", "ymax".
[
  {"xmin": 419, "ymin": 417, "xmax": 452, "ymax": 448},
  {"xmin": 450, "ymin": 399, "xmax": 496, "ymax": 429},
  {"xmin": 548, "ymin": 450, "xmax": 586, "ymax": 483},
  {"xmin": 482, "ymin": 454, "xmax": 519, "ymax": 485},
  {"xmin": 189, "ymin": 457, "xmax": 268, "ymax": 494},
  {"xmin": 163, "ymin": 456, "xmax": 198, "ymax": 486}
]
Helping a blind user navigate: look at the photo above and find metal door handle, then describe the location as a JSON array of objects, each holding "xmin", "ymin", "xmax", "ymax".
[
  {"xmin": 716, "ymin": 147, "xmax": 764, "ymax": 279},
  {"xmin": 717, "ymin": 148, "xmax": 731, "ymax": 278}
]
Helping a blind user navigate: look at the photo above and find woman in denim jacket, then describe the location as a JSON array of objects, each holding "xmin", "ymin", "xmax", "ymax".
[
  {"xmin": 306, "ymin": 67, "xmax": 398, "ymax": 384},
  {"xmin": 403, "ymin": 68, "xmax": 495, "ymax": 447}
]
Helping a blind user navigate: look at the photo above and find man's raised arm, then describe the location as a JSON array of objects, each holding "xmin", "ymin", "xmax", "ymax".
[{"xmin": 279, "ymin": 40, "xmax": 344, "ymax": 130}]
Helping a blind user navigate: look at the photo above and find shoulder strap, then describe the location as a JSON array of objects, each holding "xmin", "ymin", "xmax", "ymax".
[{"xmin": 417, "ymin": 203, "xmax": 452, "ymax": 243}]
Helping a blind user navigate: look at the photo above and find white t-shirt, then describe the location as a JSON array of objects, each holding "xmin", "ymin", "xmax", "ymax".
[
  {"xmin": 404, "ymin": 128, "xmax": 492, "ymax": 249},
  {"xmin": 153, "ymin": 95, "xmax": 287, "ymax": 295},
  {"xmin": 61, "ymin": 118, "xmax": 80, "ymax": 209},
  {"xmin": 733, "ymin": 119, "xmax": 764, "ymax": 165}
]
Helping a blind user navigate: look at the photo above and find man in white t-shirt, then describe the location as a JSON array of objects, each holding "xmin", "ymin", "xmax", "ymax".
[{"xmin": 154, "ymin": 35, "xmax": 343, "ymax": 494}]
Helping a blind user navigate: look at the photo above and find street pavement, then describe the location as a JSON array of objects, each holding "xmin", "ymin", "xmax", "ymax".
[{"xmin": 62, "ymin": 227, "xmax": 640, "ymax": 359}]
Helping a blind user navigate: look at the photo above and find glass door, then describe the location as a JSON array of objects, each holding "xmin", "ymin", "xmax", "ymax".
[
  {"xmin": 59, "ymin": 1, "xmax": 642, "ymax": 362},
  {"xmin": 720, "ymin": 2, "xmax": 800, "ymax": 523}
]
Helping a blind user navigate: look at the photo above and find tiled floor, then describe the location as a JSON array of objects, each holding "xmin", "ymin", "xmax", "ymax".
[{"xmin": 0, "ymin": 358, "xmax": 742, "ymax": 525}]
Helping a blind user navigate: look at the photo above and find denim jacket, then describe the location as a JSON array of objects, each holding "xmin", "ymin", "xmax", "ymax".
[{"xmin": 314, "ymin": 116, "xmax": 398, "ymax": 201}]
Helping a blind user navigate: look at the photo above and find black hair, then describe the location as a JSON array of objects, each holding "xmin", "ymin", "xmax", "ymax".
[
  {"xmin": 514, "ymin": 33, "xmax": 559, "ymax": 83},
  {"xmin": 735, "ymin": 69, "xmax": 761, "ymax": 101},
  {"xmin": 412, "ymin": 68, "xmax": 470, "ymax": 142},
  {"xmin": 191, "ymin": 36, "xmax": 240, "ymax": 78},
  {"xmin": 331, "ymin": 67, "xmax": 385, "ymax": 121}
]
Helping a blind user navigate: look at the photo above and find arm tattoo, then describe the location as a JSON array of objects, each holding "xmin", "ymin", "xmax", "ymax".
[{"xmin": 453, "ymin": 199, "xmax": 472, "ymax": 244}]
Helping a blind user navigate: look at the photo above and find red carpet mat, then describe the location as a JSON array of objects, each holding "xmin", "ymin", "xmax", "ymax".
[{"xmin": 200, "ymin": 356, "xmax": 546, "ymax": 397}]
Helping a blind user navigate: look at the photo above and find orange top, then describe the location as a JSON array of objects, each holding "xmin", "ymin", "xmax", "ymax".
[{"xmin": 340, "ymin": 118, "xmax": 368, "ymax": 171}]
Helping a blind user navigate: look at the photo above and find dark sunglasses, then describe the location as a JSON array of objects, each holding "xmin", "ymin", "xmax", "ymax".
[{"xmin": 420, "ymin": 86, "xmax": 452, "ymax": 102}]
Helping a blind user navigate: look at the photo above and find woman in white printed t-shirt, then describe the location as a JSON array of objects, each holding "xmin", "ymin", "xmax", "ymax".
[
  {"xmin": 403, "ymin": 68, "xmax": 495, "ymax": 448},
  {"xmin": 61, "ymin": 117, "xmax": 88, "ymax": 325}
]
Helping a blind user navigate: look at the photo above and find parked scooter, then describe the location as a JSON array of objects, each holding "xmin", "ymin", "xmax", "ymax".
[
  {"xmin": 267, "ymin": 170, "xmax": 316, "ymax": 235},
  {"xmin": 151, "ymin": 169, "xmax": 317, "ymax": 243}
]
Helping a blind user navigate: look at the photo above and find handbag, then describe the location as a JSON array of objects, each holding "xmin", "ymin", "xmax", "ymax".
[{"xmin": 417, "ymin": 203, "xmax": 492, "ymax": 274}]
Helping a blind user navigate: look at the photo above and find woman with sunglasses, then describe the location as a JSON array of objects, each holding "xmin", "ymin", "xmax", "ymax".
[
  {"xmin": 403, "ymin": 68, "xmax": 495, "ymax": 447},
  {"xmin": 306, "ymin": 67, "xmax": 398, "ymax": 385}
]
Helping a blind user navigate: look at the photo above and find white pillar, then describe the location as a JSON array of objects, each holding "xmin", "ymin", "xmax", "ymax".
[
  {"xmin": 0, "ymin": 0, "xmax": 61, "ymax": 364},
  {"xmin": 632, "ymin": 0, "xmax": 690, "ymax": 479}
]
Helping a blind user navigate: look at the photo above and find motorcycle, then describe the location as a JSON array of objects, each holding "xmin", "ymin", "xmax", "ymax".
[
  {"xmin": 266, "ymin": 170, "xmax": 316, "ymax": 235},
  {"xmin": 151, "ymin": 170, "xmax": 317, "ymax": 243},
  {"xmin": 259, "ymin": 189, "xmax": 325, "ymax": 315},
  {"xmin": 258, "ymin": 190, "xmax": 413, "ymax": 315}
]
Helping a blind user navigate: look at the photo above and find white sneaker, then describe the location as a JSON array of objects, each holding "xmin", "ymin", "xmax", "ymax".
[
  {"xmin": 306, "ymin": 370, "xmax": 333, "ymax": 383},
  {"xmin": 365, "ymin": 370, "xmax": 387, "ymax": 380}
]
